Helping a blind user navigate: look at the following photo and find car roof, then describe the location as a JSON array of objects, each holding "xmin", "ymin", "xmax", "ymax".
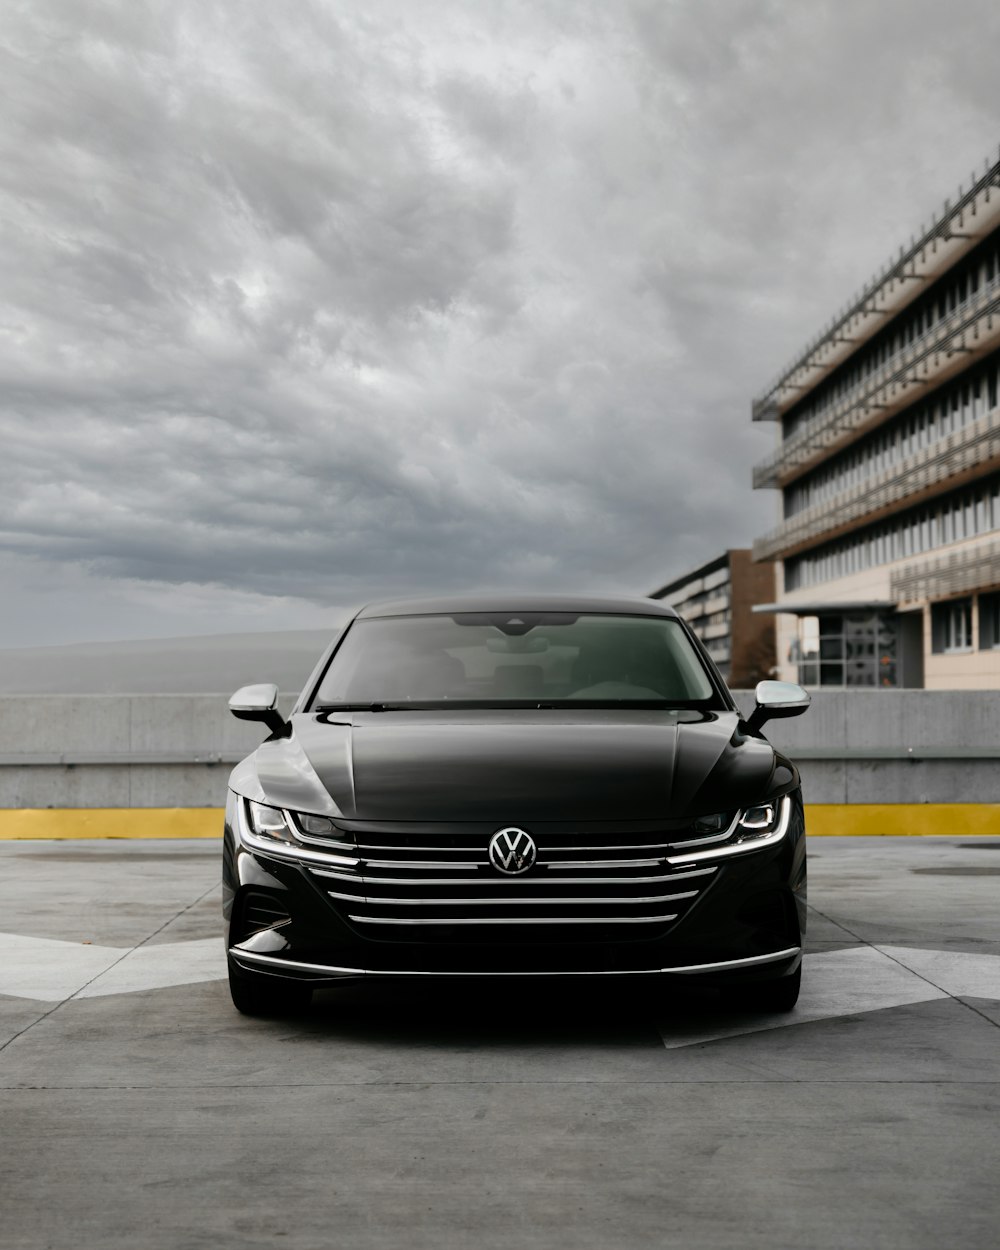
[{"xmin": 355, "ymin": 593, "xmax": 680, "ymax": 619}]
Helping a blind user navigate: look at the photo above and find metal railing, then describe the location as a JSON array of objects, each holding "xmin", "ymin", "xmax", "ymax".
[
  {"xmin": 753, "ymin": 409, "xmax": 1000, "ymax": 560},
  {"xmin": 754, "ymin": 277, "xmax": 1000, "ymax": 488},
  {"xmin": 752, "ymin": 151, "xmax": 1000, "ymax": 418},
  {"xmin": 890, "ymin": 538, "xmax": 1000, "ymax": 603}
]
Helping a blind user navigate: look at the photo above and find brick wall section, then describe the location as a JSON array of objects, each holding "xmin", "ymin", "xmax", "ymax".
[{"xmin": 728, "ymin": 549, "xmax": 777, "ymax": 686}]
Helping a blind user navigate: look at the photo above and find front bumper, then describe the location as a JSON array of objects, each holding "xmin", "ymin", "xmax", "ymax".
[
  {"xmin": 223, "ymin": 792, "xmax": 807, "ymax": 985},
  {"xmin": 229, "ymin": 943, "xmax": 803, "ymax": 986}
]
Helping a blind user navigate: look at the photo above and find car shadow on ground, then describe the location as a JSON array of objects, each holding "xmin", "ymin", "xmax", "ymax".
[{"xmin": 273, "ymin": 978, "xmax": 754, "ymax": 1048}]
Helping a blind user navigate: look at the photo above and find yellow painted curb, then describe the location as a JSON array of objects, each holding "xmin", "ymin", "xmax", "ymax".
[
  {"xmin": 804, "ymin": 804, "xmax": 1000, "ymax": 837},
  {"xmin": 0, "ymin": 808, "xmax": 223, "ymax": 840},
  {"xmin": 0, "ymin": 805, "xmax": 998, "ymax": 840}
]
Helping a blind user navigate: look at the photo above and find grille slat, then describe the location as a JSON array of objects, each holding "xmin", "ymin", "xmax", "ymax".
[
  {"xmin": 311, "ymin": 867, "xmax": 715, "ymax": 887},
  {"xmin": 363, "ymin": 859, "xmax": 482, "ymax": 869},
  {"xmin": 546, "ymin": 858, "xmax": 664, "ymax": 869},
  {"xmin": 329, "ymin": 890, "xmax": 698, "ymax": 907},
  {"xmin": 307, "ymin": 823, "xmax": 719, "ymax": 937},
  {"xmin": 348, "ymin": 914, "xmax": 682, "ymax": 926}
]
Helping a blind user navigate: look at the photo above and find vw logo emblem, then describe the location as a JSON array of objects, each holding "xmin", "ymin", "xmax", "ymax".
[{"xmin": 488, "ymin": 827, "xmax": 537, "ymax": 875}]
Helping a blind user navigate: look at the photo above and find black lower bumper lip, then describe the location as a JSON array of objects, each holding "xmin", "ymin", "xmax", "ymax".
[{"xmin": 229, "ymin": 944, "xmax": 802, "ymax": 981}]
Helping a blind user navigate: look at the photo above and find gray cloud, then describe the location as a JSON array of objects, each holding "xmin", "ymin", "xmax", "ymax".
[{"xmin": 2, "ymin": 0, "xmax": 999, "ymax": 644}]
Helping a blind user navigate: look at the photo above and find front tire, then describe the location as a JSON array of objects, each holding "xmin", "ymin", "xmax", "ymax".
[
  {"xmin": 733, "ymin": 965, "xmax": 801, "ymax": 1013},
  {"xmin": 228, "ymin": 962, "xmax": 313, "ymax": 1017}
]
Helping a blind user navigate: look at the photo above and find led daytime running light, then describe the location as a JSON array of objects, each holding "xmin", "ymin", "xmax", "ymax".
[{"xmin": 739, "ymin": 803, "xmax": 776, "ymax": 831}]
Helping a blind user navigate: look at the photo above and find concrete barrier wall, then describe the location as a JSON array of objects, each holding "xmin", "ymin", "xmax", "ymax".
[
  {"xmin": 0, "ymin": 691, "xmax": 997, "ymax": 808},
  {"xmin": 0, "ymin": 694, "xmax": 294, "ymax": 809},
  {"xmin": 731, "ymin": 690, "xmax": 1000, "ymax": 804}
]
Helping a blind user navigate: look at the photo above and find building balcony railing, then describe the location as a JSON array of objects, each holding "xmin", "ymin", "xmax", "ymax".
[
  {"xmin": 752, "ymin": 153, "xmax": 1000, "ymax": 421},
  {"xmin": 890, "ymin": 538, "xmax": 1000, "ymax": 604},
  {"xmin": 753, "ymin": 409, "xmax": 1000, "ymax": 561},
  {"xmin": 700, "ymin": 594, "xmax": 730, "ymax": 617},
  {"xmin": 753, "ymin": 275, "xmax": 1000, "ymax": 490},
  {"xmin": 674, "ymin": 593, "xmax": 730, "ymax": 621}
]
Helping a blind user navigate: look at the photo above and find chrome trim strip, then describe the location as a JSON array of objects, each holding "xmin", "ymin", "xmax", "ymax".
[
  {"xmin": 668, "ymin": 812, "xmax": 741, "ymax": 848},
  {"xmin": 352, "ymin": 844, "xmax": 485, "ymax": 853},
  {"xmin": 230, "ymin": 945, "xmax": 801, "ymax": 977},
  {"xmin": 293, "ymin": 833, "xmax": 359, "ymax": 851},
  {"xmin": 362, "ymin": 859, "xmax": 482, "ymax": 870},
  {"xmin": 347, "ymin": 913, "xmax": 680, "ymax": 925},
  {"xmin": 356, "ymin": 842, "xmax": 688, "ymax": 854},
  {"xmin": 546, "ymin": 858, "xmax": 663, "ymax": 869},
  {"xmin": 238, "ymin": 805, "xmax": 776, "ymax": 872},
  {"xmin": 309, "ymin": 866, "xmax": 718, "ymax": 886},
  {"xmin": 669, "ymin": 946, "xmax": 801, "ymax": 974},
  {"xmin": 665, "ymin": 796, "xmax": 792, "ymax": 866},
  {"xmin": 332, "ymin": 890, "xmax": 698, "ymax": 906},
  {"xmin": 240, "ymin": 796, "xmax": 753, "ymax": 875}
]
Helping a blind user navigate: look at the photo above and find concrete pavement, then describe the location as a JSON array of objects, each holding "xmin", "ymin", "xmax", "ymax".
[{"xmin": 1, "ymin": 836, "xmax": 998, "ymax": 1249}]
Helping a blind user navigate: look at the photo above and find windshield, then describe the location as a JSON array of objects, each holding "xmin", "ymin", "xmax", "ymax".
[{"xmin": 311, "ymin": 612, "xmax": 719, "ymax": 708}]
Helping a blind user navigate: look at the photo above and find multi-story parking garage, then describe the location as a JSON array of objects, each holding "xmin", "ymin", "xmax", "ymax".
[{"xmin": 753, "ymin": 149, "xmax": 1000, "ymax": 689}]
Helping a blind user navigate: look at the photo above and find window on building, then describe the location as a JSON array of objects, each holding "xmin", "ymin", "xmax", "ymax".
[
  {"xmin": 784, "ymin": 473, "xmax": 1000, "ymax": 593},
  {"xmin": 931, "ymin": 599, "xmax": 973, "ymax": 654},
  {"xmin": 791, "ymin": 613, "xmax": 898, "ymax": 687},
  {"xmin": 979, "ymin": 593, "xmax": 1000, "ymax": 650},
  {"xmin": 780, "ymin": 350, "xmax": 1000, "ymax": 522}
]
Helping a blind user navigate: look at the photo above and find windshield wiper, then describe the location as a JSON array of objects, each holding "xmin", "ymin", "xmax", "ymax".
[
  {"xmin": 314, "ymin": 702, "xmax": 398, "ymax": 712},
  {"xmin": 312, "ymin": 699, "xmax": 695, "ymax": 712}
]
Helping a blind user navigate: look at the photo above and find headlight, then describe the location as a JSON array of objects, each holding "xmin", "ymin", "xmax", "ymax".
[
  {"xmin": 241, "ymin": 800, "xmax": 356, "ymax": 855},
  {"xmin": 690, "ymin": 803, "xmax": 779, "ymax": 838},
  {"xmin": 670, "ymin": 795, "xmax": 792, "ymax": 864},
  {"xmin": 246, "ymin": 801, "xmax": 296, "ymax": 843},
  {"xmin": 738, "ymin": 803, "xmax": 778, "ymax": 834}
]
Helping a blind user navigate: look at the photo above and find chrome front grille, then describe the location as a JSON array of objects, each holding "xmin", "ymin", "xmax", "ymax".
[{"xmin": 305, "ymin": 825, "xmax": 720, "ymax": 935}]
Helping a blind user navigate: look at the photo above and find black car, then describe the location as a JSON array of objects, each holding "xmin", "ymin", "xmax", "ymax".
[{"xmin": 222, "ymin": 595, "xmax": 810, "ymax": 1016}]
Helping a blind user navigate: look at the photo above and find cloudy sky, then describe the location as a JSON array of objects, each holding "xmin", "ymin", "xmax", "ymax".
[{"xmin": 2, "ymin": 0, "xmax": 999, "ymax": 647}]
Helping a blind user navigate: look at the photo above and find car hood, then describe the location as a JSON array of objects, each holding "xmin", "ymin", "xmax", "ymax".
[{"xmin": 229, "ymin": 709, "xmax": 797, "ymax": 822}]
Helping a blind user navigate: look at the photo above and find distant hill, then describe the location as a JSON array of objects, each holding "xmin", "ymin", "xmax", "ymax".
[{"xmin": 0, "ymin": 628, "xmax": 340, "ymax": 694}]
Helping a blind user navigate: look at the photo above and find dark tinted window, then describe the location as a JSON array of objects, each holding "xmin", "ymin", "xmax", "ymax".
[{"xmin": 313, "ymin": 613, "xmax": 717, "ymax": 707}]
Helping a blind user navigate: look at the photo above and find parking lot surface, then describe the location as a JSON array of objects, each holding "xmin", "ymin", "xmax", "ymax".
[{"xmin": 1, "ymin": 835, "xmax": 998, "ymax": 1250}]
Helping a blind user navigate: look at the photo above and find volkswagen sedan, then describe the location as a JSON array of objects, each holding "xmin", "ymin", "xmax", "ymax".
[{"xmin": 222, "ymin": 595, "xmax": 809, "ymax": 1015}]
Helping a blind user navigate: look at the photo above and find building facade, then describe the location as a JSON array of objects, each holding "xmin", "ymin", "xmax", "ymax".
[
  {"xmin": 650, "ymin": 550, "xmax": 776, "ymax": 688},
  {"xmin": 752, "ymin": 150, "xmax": 1000, "ymax": 690}
]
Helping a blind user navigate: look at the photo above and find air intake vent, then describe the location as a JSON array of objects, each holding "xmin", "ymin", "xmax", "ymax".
[{"xmin": 242, "ymin": 892, "xmax": 291, "ymax": 934}]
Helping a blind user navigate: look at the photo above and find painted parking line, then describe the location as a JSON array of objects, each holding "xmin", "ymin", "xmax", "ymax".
[
  {"xmin": 657, "ymin": 945, "xmax": 1000, "ymax": 1049},
  {"xmin": 0, "ymin": 933, "xmax": 124, "ymax": 1001},
  {"xmin": 0, "ymin": 932, "xmax": 225, "ymax": 1002},
  {"xmin": 77, "ymin": 939, "xmax": 225, "ymax": 999},
  {"xmin": 877, "ymin": 944, "xmax": 1000, "ymax": 999}
]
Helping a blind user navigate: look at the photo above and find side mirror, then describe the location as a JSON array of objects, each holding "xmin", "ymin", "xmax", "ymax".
[
  {"xmin": 229, "ymin": 683, "xmax": 286, "ymax": 736},
  {"xmin": 746, "ymin": 680, "xmax": 810, "ymax": 735}
]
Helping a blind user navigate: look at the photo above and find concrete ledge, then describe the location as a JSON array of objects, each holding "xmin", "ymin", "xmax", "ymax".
[
  {"xmin": 2, "ymin": 693, "xmax": 998, "ymax": 807},
  {"xmin": 0, "ymin": 805, "xmax": 997, "ymax": 839}
]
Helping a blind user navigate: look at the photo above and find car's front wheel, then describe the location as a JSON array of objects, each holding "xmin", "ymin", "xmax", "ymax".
[
  {"xmin": 228, "ymin": 962, "xmax": 313, "ymax": 1017},
  {"xmin": 733, "ymin": 965, "xmax": 801, "ymax": 1013}
]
